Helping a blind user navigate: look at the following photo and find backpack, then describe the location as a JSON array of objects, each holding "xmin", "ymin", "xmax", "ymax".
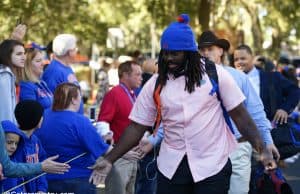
[
  {"xmin": 152, "ymin": 58, "xmax": 234, "ymax": 134},
  {"xmin": 255, "ymin": 165, "xmax": 293, "ymax": 194},
  {"xmin": 271, "ymin": 118, "xmax": 300, "ymax": 159}
]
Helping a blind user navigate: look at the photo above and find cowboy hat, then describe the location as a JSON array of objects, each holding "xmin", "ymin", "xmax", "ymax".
[{"xmin": 198, "ymin": 30, "xmax": 230, "ymax": 51}]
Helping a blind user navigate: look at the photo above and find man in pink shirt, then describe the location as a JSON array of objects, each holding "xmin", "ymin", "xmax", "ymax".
[{"xmin": 89, "ymin": 14, "xmax": 274, "ymax": 194}]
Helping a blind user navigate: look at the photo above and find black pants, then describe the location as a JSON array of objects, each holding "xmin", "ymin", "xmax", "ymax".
[
  {"xmin": 157, "ymin": 156, "xmax": 232, "ymax": 194},
  {"xmin": 48, "ymin": 177, "xmax": 97, "ymax": 194}
]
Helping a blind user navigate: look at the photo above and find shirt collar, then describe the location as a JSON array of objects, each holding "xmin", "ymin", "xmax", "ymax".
[{"xmin": 247, "ymin": 66, "xmax": 259, "ymax": 77}]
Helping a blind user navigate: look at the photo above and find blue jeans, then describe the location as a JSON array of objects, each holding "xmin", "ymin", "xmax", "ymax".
[
  {"xmin": 135, "ymin": 149, "xmax": 158, "ymax": 194},
  {"xmin": 48, "ymin": 177, "xmax": 97, "ymax": 194}
]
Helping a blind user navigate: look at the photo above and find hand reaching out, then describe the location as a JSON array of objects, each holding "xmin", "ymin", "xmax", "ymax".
[
  {"xmin": 89, "ymin": 157, "xmax": 112, "ymax": 186},
  {"xmin": 139, "ymin": 138, "xmax": 154, "ymax": 155},
  {"xmin": 266, "ymin": 144, "xmax": 280, "ymax": 161},
  {"xmin": 41, "ymin": 155, "xmax": 70, "ymax": 174},
  {"xmin": 122, "ymin": 146, "xmax": 144, "ymax": 161},
  {"xmin": 11, "ymin": 24, "xmax": 27, "ymax": 41},
  {"xmin": 259, "ymin": 148, "xmax": 277, "ymax": 171},
  {"xmin": 273, "ymin": 109, "xmax": 288, "ymax": 125}
]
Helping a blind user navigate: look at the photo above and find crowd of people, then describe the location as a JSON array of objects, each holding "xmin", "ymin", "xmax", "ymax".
[{"xmin": 0, "ymin": 13, "xmax": 299, "ymax": 194}]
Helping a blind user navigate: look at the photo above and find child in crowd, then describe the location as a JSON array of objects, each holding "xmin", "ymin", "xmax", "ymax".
[
  {"xmin": 2, "ymin": 120, "xmax": 26, "ymax": 193},
  {"xmin": 3, "ymin": 100, "xmax": 48, "ymax": 193}
]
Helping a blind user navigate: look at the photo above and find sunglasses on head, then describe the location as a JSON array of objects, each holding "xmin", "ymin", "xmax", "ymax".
[{"xmin": 25, "ymin": 42, "xmax": 46, "ymax": 52}]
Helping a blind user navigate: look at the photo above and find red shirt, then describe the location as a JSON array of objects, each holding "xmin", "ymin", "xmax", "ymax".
[{"xmin": 97, "ymin": 84, "xmax": 134, "ymax": 143}]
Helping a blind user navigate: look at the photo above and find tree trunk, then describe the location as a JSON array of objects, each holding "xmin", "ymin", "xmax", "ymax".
[
  {"xmin": 198, "ymin": 0, "xmax": 211, "ymax": 31},
  {"xmin": 241, "ymin": 1, "xmax": 263, "ymax": 54},
  {"xmin": 272, "ymin": 29, "xmax": 284, "ymax": 59}
]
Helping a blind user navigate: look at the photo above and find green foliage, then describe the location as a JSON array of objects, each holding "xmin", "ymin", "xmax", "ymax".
[{"xmin": 0, "ymin": 0, "xmax": 298, "ymax": 57}]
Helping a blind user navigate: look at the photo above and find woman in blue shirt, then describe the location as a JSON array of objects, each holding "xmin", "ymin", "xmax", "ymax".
[
  {"xmin": 20, "ymin": 43, "xmax": 53, "ymax": 109},
  {"xmin": 35, "ymin": 83, "xmax": 111, "ymax": 194}
]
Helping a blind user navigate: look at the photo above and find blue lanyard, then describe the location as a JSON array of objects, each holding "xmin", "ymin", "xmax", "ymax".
[{"xmin": 119, "ymin": 83, "xmax": 136, "ymax": 105}]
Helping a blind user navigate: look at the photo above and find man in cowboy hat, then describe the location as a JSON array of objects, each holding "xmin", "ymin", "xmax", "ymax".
[
  {"xmin": 198, "ymin": 30, "xmax": 278, "ymax": 194},
  {"xmin": 198, "ymin": 30, "xmax": 230, "ymax": 65}
]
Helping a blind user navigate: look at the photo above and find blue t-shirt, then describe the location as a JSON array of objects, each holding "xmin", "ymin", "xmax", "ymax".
[
  {"xmin": 13, "ymin": 134, "xmax": 48, "ymax": 192},
  {"xmin": 19, "ymin": 80, "xmax": 53, "ymax": 110},
  {"xmin": 42, "ymin": 59, "xmax": 84, "ymax": 113},
  {"xmin": 34, "ymin": 110, "xmax": 109, "ymax": 180}
]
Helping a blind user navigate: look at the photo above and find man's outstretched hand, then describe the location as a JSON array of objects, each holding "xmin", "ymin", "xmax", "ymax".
[{"xmin": 89, "ymin": 157, "xmax": 112, "ymax": 186}]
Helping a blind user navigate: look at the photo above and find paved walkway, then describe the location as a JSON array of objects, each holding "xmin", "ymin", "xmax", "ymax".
[{"xmin": 282, "ymin": 156, "xmax": 300, "ymax": 194}]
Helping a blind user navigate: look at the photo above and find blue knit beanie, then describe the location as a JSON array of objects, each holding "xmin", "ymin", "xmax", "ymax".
[
  {"xmin": 1, "ymin": 120, "xmax": 24, "ymax": 137},
  {"xmin": 160, "ymin": 14, "xmax": 198, "ymax": 51}
]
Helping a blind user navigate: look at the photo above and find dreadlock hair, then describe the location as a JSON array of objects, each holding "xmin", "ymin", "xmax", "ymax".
[{"xmin": 157, "ymin": 50, "xmax": 205, "ymax": 93}]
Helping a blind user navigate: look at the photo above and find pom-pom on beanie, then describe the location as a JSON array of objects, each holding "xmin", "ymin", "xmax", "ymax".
[
  {"xmin": 14, "ymin": 100, "xmax": 44, "ymax": 131},
  {"xmin": 160, "ymin": 14, "xmax": 198, "ymax": 51}
]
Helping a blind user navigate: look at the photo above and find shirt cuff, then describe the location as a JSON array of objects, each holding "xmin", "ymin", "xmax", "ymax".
[
  {"xmin": 260, "ymin": 129, "xmax": 274, "ymax": 146},
  {"xmin": 147, "ymin": 124, "xmax": 164, "ymax": 146}
]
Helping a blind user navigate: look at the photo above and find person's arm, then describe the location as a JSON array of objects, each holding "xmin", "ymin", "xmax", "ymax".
[
  {"xmin": 0, "ymin": 127, "xmax": 42, "ymax": 177},
  {"xmin": 229, "ymin": 103, "xmax": 263, "ymax": 152},
  {"xmin": 138, "ymin": 126, "xmax": 164, "ymax": 155},
  {"xmin": 229, "ymin": 103, "xmax": 276, "ymax": 169},
  {"xmin": 241, "ymin": 73, "xmax": 273, "ymax": 144},
  {"xmin": 10, "ymin": 24, "xmax": 26, "ymax": 41},
  {"xmin": 89, "ymin": 121, "xmax": 149, "ymax": 185},
  {"xmin": 242, "ymin": 77, "xmax": 280, "ymax": 159},
  {"xmin": 274, "ymin": 73, "xmax": 300, "ymax": 124},
  {"xmin": 0, "ymin": 127, "xmax": 69, "ymax": 177},
  {"xmin": 89, "ymin": 75, "xmax": 158, "ymax": 185},
  {"xmin": 95, "ymin": 121, "xmax": 114, "ymax": 145},
  {"xmin": 0, "ymin": 72, "xmax": 16, "ymax": 122},
  {"xmin": 148, "ymin": 124, "xmax": 164, "ymax": 147},
  {"xmin": 105, "ymin": 121, "xmax": 148, "ymax": 163}
]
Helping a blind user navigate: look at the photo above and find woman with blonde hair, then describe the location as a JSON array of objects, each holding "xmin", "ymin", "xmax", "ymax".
[{"xmin": 19, "ymin": 43, "xmax": 53, "ymax": 109}]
